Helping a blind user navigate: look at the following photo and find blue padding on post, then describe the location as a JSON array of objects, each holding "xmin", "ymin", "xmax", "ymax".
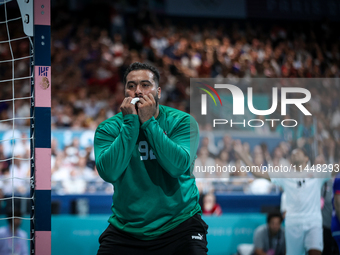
[
  {"xmin": 35, "ymin": 107, "xmax": 51, "ymax": 148},
  {"xmin": 216, "ymin": 194, "xmax": 281, "ymax": 213},
  {"xmin": 35, "ymin": 190, "xmax": 51, "ymax": 231},
  {"xmin": 34, "ymin": 25, "xmax": 51, "ymax": 66}
]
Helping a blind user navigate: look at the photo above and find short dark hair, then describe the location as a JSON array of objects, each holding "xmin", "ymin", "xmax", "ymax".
[
  {"xmin": 295, "ymin": 147, "xmax": 309, "ymax": 158},
  {"xmin": 267, "ymin": 211, "xmax": 283, "ymax": 224},
  {"xmin": 123, "ymin": 62, "xmax": 160, "ymax": 86}
]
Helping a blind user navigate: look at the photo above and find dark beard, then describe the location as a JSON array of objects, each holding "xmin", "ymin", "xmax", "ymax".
[{"xmin": 154, "ymin": 94, "xmax": 159, "ymax": 107}]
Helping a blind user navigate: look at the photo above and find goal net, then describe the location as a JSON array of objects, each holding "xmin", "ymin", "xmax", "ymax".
[{"xmin": 0, "ymin": 0, "xmax": 51, "ymax": 254}]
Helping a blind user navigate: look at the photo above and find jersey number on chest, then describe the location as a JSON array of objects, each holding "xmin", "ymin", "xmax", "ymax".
[{"xmin": 138, "ymin": 141, "xmax": 156, "ymax": 160}]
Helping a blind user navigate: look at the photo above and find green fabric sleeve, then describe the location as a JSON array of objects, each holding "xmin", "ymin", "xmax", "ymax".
[
  {"xmin": 141, "ymin": 115, "xmax": 199, "ymax": 178},
  {"xmin": 94, "ymin": 114, "xmax": 140, "ymax": 183}
]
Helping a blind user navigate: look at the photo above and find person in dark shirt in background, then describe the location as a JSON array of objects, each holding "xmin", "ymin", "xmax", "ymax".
[{"xmin": 253, "ymin": 212, "xmax": 285, "ymax": 255}]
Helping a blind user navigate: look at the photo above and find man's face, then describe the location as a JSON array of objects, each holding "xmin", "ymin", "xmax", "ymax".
[
  {"xmin": 268, "ymin": 217, "xmax": 281, "ymax": 235},
  {"xmin": 125, "ymin": 70, "xmax": 161, "ymax": 104},
  {"xmin": 291, "ymin": 149, "xmax": 308, "ymax": 165}
]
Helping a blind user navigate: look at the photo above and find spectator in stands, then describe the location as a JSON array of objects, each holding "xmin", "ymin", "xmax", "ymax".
[
  {"xmin": 77, "ymin": 156, "xmax": 95, "ymax": 181},
  {"xmin": 275, "ymin": 114, "xmax": 295, "ymax": 145},
  {"xmin": 296, "ymin": 116, "xmax": 315, "ymax": 159},
  {"xmin": 200, "ymin": 136, "xmax": 218, "ymax": 157},
  {"xmin": 9, "ymin": 151, "xmax": 30, "ymax": 196},
  {"xmin": 255, "ymin": 116, "xmax": 271, "ymax": 135},
  {"xmin": 202, "ymin": 192, "xmax": 222, "ymax": 216},
  {"xmin": 217, "ymin": 135, "xmax": 234, "ymax": 155},
  {"xmin": 86, "ymin": 166, "xmax": 113, "ymax": 194},
  {"xmin": 0, "ymin": 166, "xmax": 12, "ymax": 197},
  {"xmin": 202, "ymin": 124, "xmax": 221, "ymax": 156},
  {"xmin": 214, "ymin": 149, "xmax": 231, "ymax": 178},
  {"xmin": 270, "ymin": 146, "xmax": 290, "ymax": 168},
  {"xmin": 0, "ymin": 210, "xmax": 28, "ymax": 255},
  {"xmin": 242, "ymin": 142, "xmax": 251, "ymax": 160},
  {"xmin": 229, "ymin": 159, "xmax": 251, "ymax": 192},
  {"xmin": 253, "ymin": 212, "xmax": 285, "ymax": 255},
  {"xmin": 194, "ymin": 147, "xmax": 216, "ymax": 178},
  {"xmin": 260, "ymin": 143, "xmax": 271, "ymax": 166},
  {"xmin": 62, "ymin": 167, "xmax": 87, "ymax": 194},
  {"xmin": 277, "ymin": 142, "xmax": 290, "ymax": 163}
]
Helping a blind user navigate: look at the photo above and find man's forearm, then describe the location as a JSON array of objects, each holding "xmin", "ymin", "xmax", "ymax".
[
  {"xmin": 236, "ymin": 150, "xmax": 270, "ymax": 180},
  {"xmin": 94, "ymin": 115, "xmax": 140, "ymax": 183},
  {"xmin": 141, "ymin": 116, "xmax": 199, "ymax": 178}
]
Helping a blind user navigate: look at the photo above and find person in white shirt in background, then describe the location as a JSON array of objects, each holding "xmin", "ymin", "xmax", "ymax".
[{"xmin": 235, "ymin": 141, "xmax": 332, "ymax": 255}]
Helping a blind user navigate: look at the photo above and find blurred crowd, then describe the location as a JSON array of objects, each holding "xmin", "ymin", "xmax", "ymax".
[
  {"xmin": 48, "ymin": 8, "xmax": 340, "ymax": 131},
  {"xmin": 0, "ymin": 5, "xmax": 340, "ymax": 195}
]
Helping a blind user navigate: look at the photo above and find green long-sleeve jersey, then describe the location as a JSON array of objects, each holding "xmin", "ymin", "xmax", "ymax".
[{"xmin": 94, "ymin": 104, "xmax": 201, "ymax": 240}]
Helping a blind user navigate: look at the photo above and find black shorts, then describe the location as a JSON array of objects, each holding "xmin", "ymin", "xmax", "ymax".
[{"xmin": 97, "ymin": 214, "xmax": 208, "ymax": 255}]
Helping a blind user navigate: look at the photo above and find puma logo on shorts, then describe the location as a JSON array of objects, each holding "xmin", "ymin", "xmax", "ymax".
[{"xmin": 191, "ymin": 233, "xmax": 203, "ymax": 240}]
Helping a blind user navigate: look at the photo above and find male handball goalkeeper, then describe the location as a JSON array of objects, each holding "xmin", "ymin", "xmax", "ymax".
[{"xmin": 94, "ymin": 62, "xmax": 208, "ymax": 255}]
